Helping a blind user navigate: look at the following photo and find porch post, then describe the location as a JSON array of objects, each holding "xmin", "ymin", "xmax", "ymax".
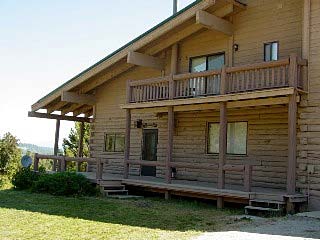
[
  {"xmin": 287, "ymin": 54, "xmax": 298, "ymax": 195},
  {"xmin": 166, "ymin": 106, "xmax": 174, "ymax": 184},
  {"xmin": 53, "ymin": 119, "xmax": 60, "ymax": 171},
  {"xmin": 217, "ymin": 66, "xmax": 227, "ymax": 208},
  {"xmin": 287, "ymin": 93, "xmax": 297, "ymax": 195},
  {"xmin": 76, "ymin": 122, "xmax": 85, "ymax": 171},
  {"xmin": 124, "ymin": 108, "xmax": 131, "ymax": 179}
]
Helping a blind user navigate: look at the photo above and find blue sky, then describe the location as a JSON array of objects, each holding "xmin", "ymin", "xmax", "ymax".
[{"xmin": 0, "ymin": 0, "xmax": 194, "ymax": 147}]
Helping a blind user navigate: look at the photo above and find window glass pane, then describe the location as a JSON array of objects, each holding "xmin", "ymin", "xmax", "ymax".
[
  {"xmin": 191, "ymin": 57, "xmax": 207, "ymax": 73},
  {"xmin": 208, "ymin": 123, "xmax": 219, "ymax": 154},
  {"xmin": 208, "ymin": 54, "xmax": 225, "ymax": 70},
  {"xmin": 271, "ymin": 42, "xmax": 278, "ymax": 60},
  {"xmin": 207, "ymin": 122, "xmax": 247, "ymax": 155},
  {"xmin": 105, "ymin": 134, "xmax": 115, "ymax": 152},
  {"xmin": 115, "ymin": 135, "xmax": 125, "ymax": 152},
  {"xmin": 227, "ymin": 122, "xmax": 247, "ymax": 154},
  {"xmin": 264, "ymin": 43, "xmax": 271, "ymax": 61}
]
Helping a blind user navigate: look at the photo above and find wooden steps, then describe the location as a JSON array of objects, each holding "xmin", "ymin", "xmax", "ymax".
[
  {"xmin": 99, "ymin": 179, "xmax": 144, "ymax": 199},
  {"xmin": 245, "ymin": 198, "xmax": 285, "ymax": 216}
]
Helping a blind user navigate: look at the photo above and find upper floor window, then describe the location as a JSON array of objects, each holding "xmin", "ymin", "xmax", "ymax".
[
  {"xmin": 264, "ymin": 42, "xmax": 279, "ymax": 62},
  {"xmin": 190, "ymin": 53, "xmax": 225, "ymax": 73}
]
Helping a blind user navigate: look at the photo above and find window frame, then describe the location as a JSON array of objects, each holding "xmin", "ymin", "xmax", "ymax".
[
  {"xmin": 104, "ymin": 133, "xmax": 125, "ymax": 153},
  {"xmin": 206, "ymin": 121, "xmax": 248, "ymax": 156},
  {"xmin": 264, "ymin": 41, "xmax": 279, "ymax": 62},
  {"xmin": 189, "ymin": 52, "xmax": 226, "ymax": 73}
]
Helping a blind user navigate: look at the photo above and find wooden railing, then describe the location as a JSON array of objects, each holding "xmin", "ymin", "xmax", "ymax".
[
  {"xmin": 127, "ymin": 54, "xmax": 308, "ymax": 103},
  {"xmin": 33, "ymin": 153, "xmax": 106, "ymax": 181},
  {"xmin": 126, "ymin": 160, "xmax": 262, "ymax": 192}
]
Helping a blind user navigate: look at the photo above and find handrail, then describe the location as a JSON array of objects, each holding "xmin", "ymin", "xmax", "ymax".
[
  {"xmin": 33, "ymin": 153, "xmax": 106, "ymax": 181},
  {"xmin": 127, "ymin": 55, "xmax": 308, "ymax": 103},
  {"xmin": 226, "ymin": 58, "xmax": 289, "ymax": 73}
]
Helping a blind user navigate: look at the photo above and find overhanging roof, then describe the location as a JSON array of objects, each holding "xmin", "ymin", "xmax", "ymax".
[{"xmin": 30, "ymin": 0, "xmax": 246, "ymax": 118}]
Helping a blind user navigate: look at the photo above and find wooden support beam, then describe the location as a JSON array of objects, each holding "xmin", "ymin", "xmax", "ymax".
[
  {"xmin": 287, "ymin": 92, "xmax": 297, "ymax": 195},
  {"xmin": 28, "ymin": 111, "xmax": 91, "ymax": 123},
  {"xmin": 214, "ymin": 4, "xmax": 234, "ymax": 17},
  {"xmin": 52, "ymin": 119, "xmax": 60, "ymax": 171},
  {"xmin": 218, "ymin": 102, "xmax": 227, "ymax": 190},
  {"xmin": 302, "ymin": 0, "xmax": 311, "ymax": 60},
  {"xmin": 124, "ymin": 109, "xmax": 131, "ymax": 179},
  {"xmin": 196, "ymin": 10, "xmax": 233, "ymax": 36},
  {"xmin": 46, "ymin": 101, "xmax": 68, "ymax": 114},
  {"xmin": 73, "ymin": 105, "xmax": 93, "ymax": 117},
  {"xmin": 166, "ymin": 106, "xmax": 174, "ymax": 184},
  {"xmin": 77, "ymin": 122, "xmax": 85, "ymax": 171},
  {"xmin": 60, "ymin": 103, "xmax": 82, "ymax": 115},
  {"xmin": 61, "ymin": 91, "xmax": 96, "ymax": 105},
  {"xmin": 127, "ymin": 51, "xmax": 165, "ymax": 70}
]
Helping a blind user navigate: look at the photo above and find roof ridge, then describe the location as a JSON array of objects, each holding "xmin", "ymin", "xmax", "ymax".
[{"xmin": 35, "ymin": 0, "xmax": 203, "ymax": 104}]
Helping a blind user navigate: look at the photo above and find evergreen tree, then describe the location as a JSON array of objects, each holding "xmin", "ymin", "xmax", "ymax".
[{"xmin": 62, "ymin": 123, "xmax": 90, "ymax": 157}]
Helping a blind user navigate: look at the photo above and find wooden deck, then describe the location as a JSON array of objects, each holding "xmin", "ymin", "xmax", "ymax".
[{"xmin": 80, "ymin": 172, "xmax": 305, "ymax": 204}]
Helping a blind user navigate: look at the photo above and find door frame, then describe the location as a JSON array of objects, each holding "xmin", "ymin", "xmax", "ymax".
[{"xmin": 141, "ymin": 128, "xmax": 158, "ymax": 176}]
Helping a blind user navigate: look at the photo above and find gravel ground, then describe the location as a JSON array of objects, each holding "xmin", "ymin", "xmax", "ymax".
[{"xmin": 195, "ymin": 215, "xmax": 320, "ymax": 240}]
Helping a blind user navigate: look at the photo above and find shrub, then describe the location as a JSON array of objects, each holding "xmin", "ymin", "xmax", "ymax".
[
  {"xmin": 12, "ymin": 167, "xmax": 40, "ymax": 190},
  {"xmin": 32, "ymin": 172, "xmax": 97, "ymax": 196}
]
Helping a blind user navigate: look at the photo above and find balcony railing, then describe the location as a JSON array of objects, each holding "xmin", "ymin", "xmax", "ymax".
[{"xmin": 127, "ymin": 54, "xmax": 307, "ymax": 104}]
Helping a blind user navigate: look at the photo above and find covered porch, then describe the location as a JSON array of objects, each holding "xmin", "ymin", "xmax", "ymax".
[{"xmin": 119, "ymin": 54, "xmax": 308, "ymax": 210}]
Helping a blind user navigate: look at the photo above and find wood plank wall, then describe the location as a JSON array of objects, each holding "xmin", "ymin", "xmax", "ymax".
[
  {"xmin": 298, "ymin": 0, "xmax": 320, "ymax": 210},
  {"xmin": 88, "ymin": 0, "xmax": 315, "ymax": 195}
]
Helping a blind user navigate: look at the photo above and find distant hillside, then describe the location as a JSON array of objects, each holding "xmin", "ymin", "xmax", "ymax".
[{"xmin": 19, "ymin": 143, "xmax": 54, "ymax": 155}]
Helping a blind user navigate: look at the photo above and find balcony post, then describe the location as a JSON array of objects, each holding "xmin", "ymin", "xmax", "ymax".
[
  {"xmin": 287, "ymin": 92, "xmax": 297, "ymax": 195},
  {"xmin": 289, "ymin": 54, "xmax": 298, "ymax": 88},
  {"xmin": 220, "ymin": 66, "xmax": 227, "ymax": 95},
  {"xmin": 124, "ymin": 109, "xmax": 131, "ymax": 179}
]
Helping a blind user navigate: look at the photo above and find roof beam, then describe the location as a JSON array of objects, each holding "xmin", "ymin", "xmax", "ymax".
[
  {"xmin": 61, "ymin": 91, "xmax": 96, "ymax": 105},
  {"xmin": 61, "ymin": 103, "xmax": 83, "ymax": 115},
  {"xmin": 46, "ymin": 101, "xmax": 68, "ymax": 114},
  {"xmin": 28, "ymin": 111, "xmax": 92, "ymax": 123},
  {"xmin": 30, "ymin": 0, "xmax": 218, "ymax": 111},
  {"xmin": 127, "ymin": 51, "xmax": 165, "ymax": 70},
  {"xmin": 196, "ymin": 10, "xmax": 233, "ymax": 36},
  {"xmin": 73, "ymin": 105, "xmax": 93, "ymax": 117}
]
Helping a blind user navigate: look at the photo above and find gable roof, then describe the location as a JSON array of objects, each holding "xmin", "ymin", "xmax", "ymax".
[{"xmin": 31, "ymin": 0, "xmax": 245, "ymax": 113}]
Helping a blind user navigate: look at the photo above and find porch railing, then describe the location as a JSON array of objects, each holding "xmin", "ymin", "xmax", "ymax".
[
  {"xmin": 33, "ymin": 153, "xmax": 106, "ymax": 181},
  {"xmin": 127, "ymin": 54, "xmax": 308, "ymax": 103}
]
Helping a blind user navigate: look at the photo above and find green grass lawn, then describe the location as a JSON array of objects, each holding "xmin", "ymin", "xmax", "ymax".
[{"xmin": 0, "ymin": 189, "xmax": 242, "ymax": 240}]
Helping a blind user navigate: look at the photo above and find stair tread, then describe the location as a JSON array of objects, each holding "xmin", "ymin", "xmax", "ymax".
[
  {"xmin": 250, "ymin": 199, "xmax": 285, "ymax": 204},
  {"xmin": 104, "ymin": 189, "xmax": 128, "ymax": 193},
  {"xmin": 106, "ymin": 195, "xmax": 144, "ymax": 199},
  {"xmin": 245, "ymin": 206, "xmax": 281, "ymax": 212}
]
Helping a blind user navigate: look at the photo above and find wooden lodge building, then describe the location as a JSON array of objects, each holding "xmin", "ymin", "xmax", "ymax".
[{"xmin": 29, "ymin": 0, "xmax": 320, "ymax": 212}]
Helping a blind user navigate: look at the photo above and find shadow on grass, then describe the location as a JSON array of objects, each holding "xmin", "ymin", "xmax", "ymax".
[{"xmin": 0, "ymin": 189, "xmax": 240, "ymax": 232}]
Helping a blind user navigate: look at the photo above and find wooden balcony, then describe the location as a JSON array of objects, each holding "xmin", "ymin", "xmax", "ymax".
[{"xmin": 125, "ymin": 54, "xmax": 307, "ymax": 108}]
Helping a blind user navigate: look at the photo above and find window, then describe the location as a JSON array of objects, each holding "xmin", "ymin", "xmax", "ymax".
[
  {"xmin": 264, "ymin": 42, "xmax": 279, "ymax": 62},
  {"xmin": 104, "ymin": 134, "xmax": 125, "ymax": 152},
  {"xmin": 190, "ymin": 53, "xmax": 225, "ymax": 73},
  {"xmin": 189, "ymin": 53, "xmax": 225, "ymax": 96},
  {"xmin": 207, "ymin": 122, "xmax": 248, "ymax": 155}
]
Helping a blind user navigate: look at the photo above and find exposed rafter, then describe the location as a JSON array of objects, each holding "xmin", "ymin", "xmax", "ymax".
[
  {"xmin": 196, "ymin": 10, "xmax": 233, "ymax": 36},
  {"xmin": 61, "ymin": 91, "xmax": 96, "ymax": 105},
  {"xmin": 28, "ymin": 111, "xmax": 92, "ymax": 123},
  {"xmin": 127, "ymin": 51, "xmax": 165, "ymax": 70}
]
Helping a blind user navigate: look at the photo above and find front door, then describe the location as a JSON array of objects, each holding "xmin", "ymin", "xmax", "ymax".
[{"xmin": 141, "ymin": 129, "xmax": 158, "ymax": 176}]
